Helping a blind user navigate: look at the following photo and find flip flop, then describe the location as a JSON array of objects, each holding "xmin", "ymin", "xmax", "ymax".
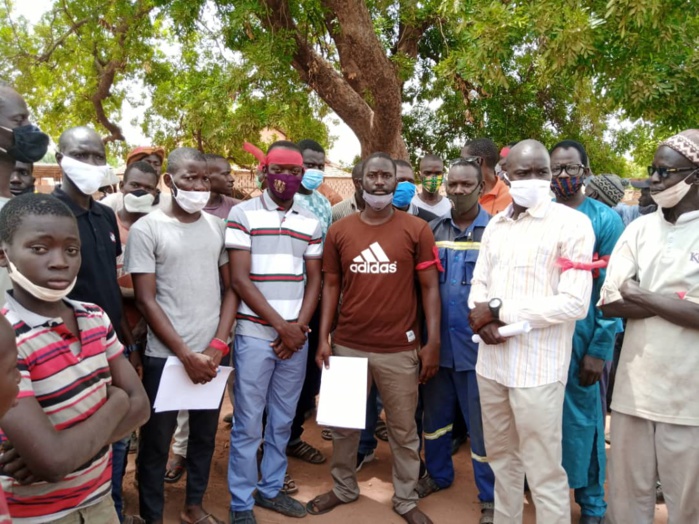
[
  {"xmin": 165, "ymin": 455, "xmax": 186, "ymax": 483},
  {"xmin": 305, "ymin": 491, "xmax": 352, "ymax": 516},
  {"xmin": 180, "ymin": 512, "xmax": 225, "ymax": 524}
]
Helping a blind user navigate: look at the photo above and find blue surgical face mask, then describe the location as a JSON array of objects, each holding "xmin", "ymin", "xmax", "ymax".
[
  {"xmin": 301, "ymin": 168, "xmax": 324, "ymax": 191},
  {"xmin": 392, "ymin": 181, "xmax": 416, "ymax": 208}
]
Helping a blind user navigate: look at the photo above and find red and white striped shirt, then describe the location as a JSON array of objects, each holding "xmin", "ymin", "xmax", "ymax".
[{"xmin": 0, "ymin": 294, "xmax": 123, "ymax": 523}]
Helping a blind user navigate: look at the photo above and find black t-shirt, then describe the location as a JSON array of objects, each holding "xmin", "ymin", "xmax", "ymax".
[{"xmin": 53, "ymin": 188, "xmax": 124, "ymax": 340}]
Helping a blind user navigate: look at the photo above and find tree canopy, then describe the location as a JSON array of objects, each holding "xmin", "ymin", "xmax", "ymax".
[{"xmin": 1, "ymin": 0, "xmax": 696, "ymax": 174}]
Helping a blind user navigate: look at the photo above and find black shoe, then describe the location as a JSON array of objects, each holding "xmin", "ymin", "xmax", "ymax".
[
  {"xmin": 356, "ymin": 451, "xmax": 375, "ymax": 472},
  {"xmin": 253, "ymin": 491, "xmax": 307, "ymax": 518},
  {"xmin": 230, "ymin": 510, "xmax": 257, "ymax": 524},
  {"xmin": 579, "ymin": 517, "xmax": 605, "ymax": 524}
]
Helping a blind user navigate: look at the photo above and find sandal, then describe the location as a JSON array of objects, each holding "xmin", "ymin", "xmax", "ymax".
[
  {"xmin": 321, "ymin": 428, "xmax": 333, "ymax": 441},
  {"xmin": 165, "ymin": 454, "xmax": 186, "ymax": 483},
  {"xmin": 282, "ymin": 472, "xmax": 298, "ymax": 495},
  {"xmin": 180, "ymin": 511, "xmax": 225, "ymax": 524},
  {"xmin": 374, "ymin": 419, "xmax": 389, "ymax": 442},
  {"xmin": 286, "ymin": 440, "xmax": 326, "ymax": 464},
  {"xmin": 396, "ymin": 507, "xmax": 433, "ymax": 524},
  {"xmin": 306, "ymin": 490, "xmax": 352, "ymax": 516}
]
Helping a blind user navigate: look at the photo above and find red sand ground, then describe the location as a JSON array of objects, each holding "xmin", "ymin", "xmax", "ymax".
[{"xmin": 122, "ymin": 401, "xmax": 669, "ymax": 523}]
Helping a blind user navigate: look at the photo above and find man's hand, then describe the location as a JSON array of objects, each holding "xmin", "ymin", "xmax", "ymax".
[
  {"xmin": 202, "ymin": 347, "xmax": 224, "ymax": 368},
  {"xmin": 476, "ymin": 321, "xmax": 507, "ymax": 345},
  {"xmin": 128, "ymin": 351, "xmax": 143, "ymax": 379},
  {"xmin": 418, "ymin": 342, "xmax": 440, "ymax": 384},
  {"xmin": 469, "ymin": 302, "xmax": 496, "ymax": 333},
  {"xmin": 619, "ymin": 280, "xmax": 646, "ymax": 304},
  {"xmin": 270, "ymin": 338, "xmax": 294, "ymax": 360},
  {"xmin": 0, "ymin": 443, "xmax": 36, "ymax": 484},
  {"xmin": 316, "ymin": 340, "xmax": 332, "ymax": 370},
  {"xmin": 181, "ymin": 352, "xmax": 217, "ymax": 385},
  {"xmin": 276, "ymin": 322, "xmax": 309, "ymax": 351},
  {"xmin": 579, "ymin": 355, "xmax": 606, "ymax": 387}
]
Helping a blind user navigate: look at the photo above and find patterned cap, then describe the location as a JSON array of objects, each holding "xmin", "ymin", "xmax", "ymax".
[
  {"xmin": 659, "ymin": 131, "xmax": 699, "ymax": 165},
  {"xmin": 587, "ymin": 174, "xmax": 625, "ymax": 206}
]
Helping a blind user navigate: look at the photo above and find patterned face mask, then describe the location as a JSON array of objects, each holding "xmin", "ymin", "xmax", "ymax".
[
  {"xmin": 551, "ymin": 176, "xmax": 583, "ymax": 200},
  {"xmin": 422, "ymin": 175, "xmax": 443, "ymax": 194}
]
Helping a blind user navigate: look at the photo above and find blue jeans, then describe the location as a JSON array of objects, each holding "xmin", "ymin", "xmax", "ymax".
[
  {"xmin": 111, "ymin": 437, "xmax": 129, "ymax": 522},
  {"xmin": 422, "ymin": 367, "xmax": 494, "ymax": 502},
  {"xmin": 228, "ymin": 335, "xmax": 307, "ymax": 511}
]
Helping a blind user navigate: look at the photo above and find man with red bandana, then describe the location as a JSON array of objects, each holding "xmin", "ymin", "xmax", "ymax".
[{"xmin": 226, "ymin": 141, "xmax": 323, "ymax": 523}]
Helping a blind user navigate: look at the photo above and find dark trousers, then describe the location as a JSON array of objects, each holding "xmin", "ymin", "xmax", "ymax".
[
  {"xmin": 289, "ymin": 309, "xmax": 321, "ymax": 443},
  {"xmin": 138, "ymin": 356, "xmax": 221, "ymax": 522}
]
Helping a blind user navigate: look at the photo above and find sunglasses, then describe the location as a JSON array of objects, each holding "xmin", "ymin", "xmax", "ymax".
[
  {"xmin": 647, "ymin": 166, "xmax": 698, "ymax": 179},
  {"xmin": 448, "ymin": 156, "xmax": 482, "ymax": 168}
]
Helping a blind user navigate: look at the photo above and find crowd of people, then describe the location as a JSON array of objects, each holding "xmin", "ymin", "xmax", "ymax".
[{"xmin": 0, "ymin": 83, "xmax": 694, "ymax": 524}]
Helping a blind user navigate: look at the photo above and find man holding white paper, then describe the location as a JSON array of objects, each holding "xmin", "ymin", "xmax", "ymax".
[
  {"xmin": 308, "ymin": 153, "xmax": 441, "ymax": 524},
  {"xmin": 468, "ymin": 140, "xmax": 595, "ymax": 524},
  {"xmin": 126, "ymin": 147, "xmax": 237, "ymax": 524}
]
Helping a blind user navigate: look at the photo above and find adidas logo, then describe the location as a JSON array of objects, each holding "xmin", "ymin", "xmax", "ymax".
[{"xmin": 350, "ymin": 242, "xmax": 397, "ymax": 274}]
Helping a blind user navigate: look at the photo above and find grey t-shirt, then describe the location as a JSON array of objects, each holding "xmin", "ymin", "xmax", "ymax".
[
  {"xmin": 124, "ymin": 209, "xmax": 228, "ymax": 358},
  {"xmin": 411, "ymin": 194, "xmax": 453, "ymax": 217}
]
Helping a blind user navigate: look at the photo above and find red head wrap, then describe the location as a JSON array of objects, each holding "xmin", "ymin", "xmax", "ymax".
[{"xmin": 243, "ymin": 142, "xmax": 303, "ymax": 169}]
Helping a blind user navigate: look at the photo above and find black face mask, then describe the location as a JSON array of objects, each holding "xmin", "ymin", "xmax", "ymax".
[{"xmin": 0, "ymin": 124, "xmax": 50, "ymax": 163}]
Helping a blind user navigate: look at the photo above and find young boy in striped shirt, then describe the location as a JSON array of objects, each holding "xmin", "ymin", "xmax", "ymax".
[{"xmin": 0, "ymin": 194, "xmax": 149, "ymax": 523}]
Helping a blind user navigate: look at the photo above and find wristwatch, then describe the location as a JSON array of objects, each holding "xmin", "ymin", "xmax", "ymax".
[{"xmin": 488, "ymin": 298, "xmax": 503, "ymax": 321}]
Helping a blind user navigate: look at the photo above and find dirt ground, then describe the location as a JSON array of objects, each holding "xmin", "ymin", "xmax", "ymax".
[{"xmin": 122, "ymin": 400, "xmax": 669, "ymax": 523}]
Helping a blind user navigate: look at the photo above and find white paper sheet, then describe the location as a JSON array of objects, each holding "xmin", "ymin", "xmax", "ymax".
[
  {"xmin": 472, "ymin": 321, "xmax": 532, "ymax": 343},
  {"xmin": 316, "ymin": 356, "xmax": 368, "ymax": 430},
  {"xmin": 153, "ymin": 356, "xmax": 233, "ymax": 413}
]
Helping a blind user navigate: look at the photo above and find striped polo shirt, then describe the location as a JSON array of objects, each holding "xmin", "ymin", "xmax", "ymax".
[
  {"xmin": 226, "ymin": 190, "xmax": 323, "ymax": 341},
  {"xmin": 0, "ymin": 293, "xmax": 122, "ymax": 523}
]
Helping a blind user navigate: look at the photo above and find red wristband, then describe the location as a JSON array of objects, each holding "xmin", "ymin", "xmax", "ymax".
[{"xmin": 209, "ymin": 338, "xmax": 230, "ymax": 357}]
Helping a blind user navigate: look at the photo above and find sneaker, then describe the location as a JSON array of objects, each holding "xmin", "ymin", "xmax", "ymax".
[
  {"xmin": 416, "ymin": 474, "xmax": 442, "ymax": 498},
  {"xmin": 356, "ymin": 451, "xmax": 375, "ymax": 472},
  {"xmin": 253, "ymin": 491, "xmax": 306, "ymax": 518},
  {"xmin": 480, "ymin": 502, "xmax": 495, "ymax": 524}
]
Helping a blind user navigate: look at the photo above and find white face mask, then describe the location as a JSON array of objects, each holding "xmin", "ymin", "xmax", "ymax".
[
  {"xmin": 650, "ymin": 172, "xmax": 696, "ymax": 209},
  {"xmin": 172, "ymin": 181, "xmax": 209, "ymax": 214},
  {"xmin": 507, "ymin": 177, "xmax": 551, "ymax": 208},
  {"xmin": 123, "ymin": 191, "xmax": 156, "ymax": 214},
  {"xmin": 60, "ymin": 155, "xmax": 113, "ymax": 196},
  {"xmin": 6, "ymin": 258, "xmax": 76, "ymax": 302}
]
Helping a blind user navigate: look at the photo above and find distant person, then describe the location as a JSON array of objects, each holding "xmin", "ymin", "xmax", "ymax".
[
  {"xmin": 411, "ymin": 154, "xmax": 452, "ymax": 217},
  {"xmin": 394, "ymin": 159, "xmax": 440, "ymax": 221},
  {"xmin": 462, "ymin": 139, "xmax": 512, "ymax": 215},
  {"xmin": 331, "ymin": 161, "xmax": 364, "ymax": 222},
  {"xmin": 584, "ymin": 174, "xmax": 625, "ymax": 208},
  {"xmin": 126, "ymin": 146, "xmax": 165, "ymax": 175},
  {"xmin": 297, "ymin": 139, "xmax": 343, "ymax": 205},
  {"xmin": 203, "ymin": 154, "xmax": 240, "ymax": 220},
  {"xmin": 9, "ymin": 161, "xmax": 34, "ymax": 196},
  {"xmin": 0, "ymin": 86, "xmax": 48, "ymax": 201},
  {"xmin": 613, "ymin": 178, "xmax": 657, "ymax": 226},
  {"xmin": 0, "ymin": 193, "xmax": 148, "ymax": 523}
]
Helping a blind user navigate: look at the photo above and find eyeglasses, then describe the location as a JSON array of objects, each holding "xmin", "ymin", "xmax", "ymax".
[
  {"xmin": 551, "ymin": 163, "xmax": 586, "ymax": 177},
  {"xmin": 647, "ymin": 166, "xmax": 698, "ymax": 179}
]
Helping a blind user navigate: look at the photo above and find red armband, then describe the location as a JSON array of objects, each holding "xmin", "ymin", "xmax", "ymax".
[
  {"xmin": 557, "ymin": 253, "xmax": 610, "ymax": 278},
  {"xmin": 416, "ymin": 246, "xmax": 445, "ymax": 272},
  {"xmin": 209, "ymin": 337, "xmax": 230, "ymax": 357}
]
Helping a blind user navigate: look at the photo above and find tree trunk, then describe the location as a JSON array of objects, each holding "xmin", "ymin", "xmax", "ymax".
[{"xmin": 258, "ymin": 0, "xmax": 416, "ymax": 160}]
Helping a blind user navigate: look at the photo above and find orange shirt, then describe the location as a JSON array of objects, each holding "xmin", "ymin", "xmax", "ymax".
[{"xmin": 479, "ymin": 178, "xmax": 512, "ymax": 215}]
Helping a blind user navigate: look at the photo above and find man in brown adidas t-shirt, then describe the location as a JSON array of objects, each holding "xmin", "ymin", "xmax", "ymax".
[{"xmin": 306, "ymin": 153, "xmax": 440, "ymax": 524}]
